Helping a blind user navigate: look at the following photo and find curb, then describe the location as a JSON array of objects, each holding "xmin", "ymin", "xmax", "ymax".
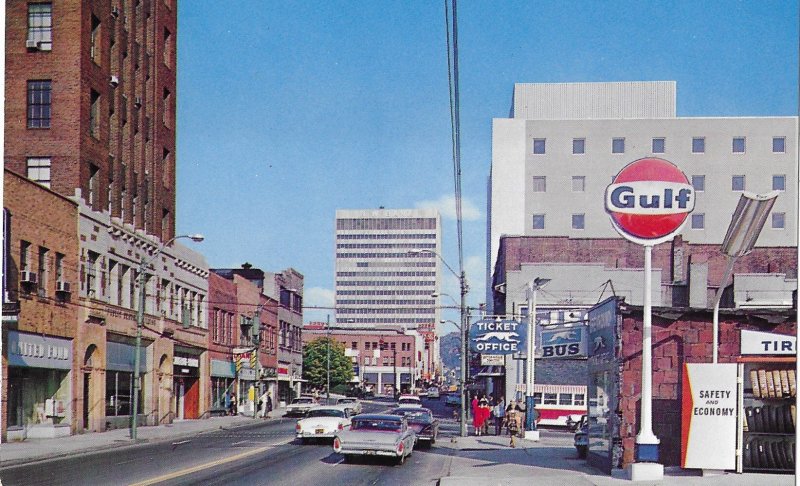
[{"xmin": 0, "ymin": 417, "xmax": 268, "ymax": 469}]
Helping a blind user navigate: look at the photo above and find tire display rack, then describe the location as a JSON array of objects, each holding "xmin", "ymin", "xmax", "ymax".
[{"xmin": 739, "ymin": 360, "xmax": 796, "ymax": 474}]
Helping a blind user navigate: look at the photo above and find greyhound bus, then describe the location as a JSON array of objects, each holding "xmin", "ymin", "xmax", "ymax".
[{"xmin": 532, "ymin": 384, "xmax": 587, "ymax": 427}]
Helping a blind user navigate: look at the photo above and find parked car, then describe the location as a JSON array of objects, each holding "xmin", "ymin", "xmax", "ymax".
[
  {"xmin": 333, "ymin": 413, "xmax": 416, "ymax": 465},
  {"xmin": 390, "ymin": 407, "xmax": 439, "ymax": 447},
  {"xmin": 573, "ymin": 415, "xmax": 588, "ymax": 458},
  {"xmin": 427, "ymin": 387, "xmax": 440, "ymax": 399},
  {"xmin": 285, "ymin": 396, "xmax": 318, "ymax": 417},
  {"xmin": 338, "ymin": 396, "xmax": 363, "ymax": 415},
  {"xmin": 397, "ymin": 394, "xmax": 423, "ymax": 408},
  {"xmin": 445, "ymin": 393, "xmax": 461, "ymax": 407},
  {"xmin": 296, "ymin": 405, "xmax": 352, "ymax": 443}
]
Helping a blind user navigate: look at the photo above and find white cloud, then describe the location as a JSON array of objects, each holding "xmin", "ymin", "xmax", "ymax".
[
  {"xmin": 303, "ymin": 287, "xmax": 335, "ymax": 324},
  {"xmin": 415, "ymin": 194, "xmax": 481, "ymax": 221}
]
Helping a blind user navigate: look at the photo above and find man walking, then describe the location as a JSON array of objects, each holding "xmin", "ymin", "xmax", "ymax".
[{"xmin": 493, "ymin": 397, "xmax": 506, "ymax": 435}]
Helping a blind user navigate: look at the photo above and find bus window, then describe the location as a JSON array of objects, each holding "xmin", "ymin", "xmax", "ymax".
[
  {"xmin": 574, "ymin": 394, "xmax": 585, "ymax": 406},
  {"xmin": 544, "ymin": 393, "xmax": 557, "ymax": 405},
  {"xmin": 533, "ymin": 392, "xmax": 543, "ymax": 405},
  {"xmin": 558, "ymin": 393, "xmax": 572, "ymax": 405}
]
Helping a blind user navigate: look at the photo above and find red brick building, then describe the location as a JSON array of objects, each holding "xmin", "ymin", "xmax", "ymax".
[
  {"xmin": 5, "ymin": 0, "xmax": 177, "ymax": 240},
  {"xmin": 303, "ymin": 323, "xmax": 419, "ymax": 395},
  {"xmin": 2, "ymin": 169, "xmax": 80, "ymax": 440}
]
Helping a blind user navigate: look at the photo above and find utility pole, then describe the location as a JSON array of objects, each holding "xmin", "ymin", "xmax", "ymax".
[
  {"xmin": 326, "ymin": 314, "xmax": 330, "ymax": 403},
  {"xmin": 252, "ymin": 306, "xmax": 262, "ymax": 418},
  {"xmin": 459, "ymin": 270, "xmax": 468, "ymax": 437}
]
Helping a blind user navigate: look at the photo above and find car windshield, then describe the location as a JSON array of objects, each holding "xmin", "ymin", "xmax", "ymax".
[
  {"xmin": 351, "ymin": 419, "xmax": 402, "ymax": 432},
  {"xmin": 399, "ymin": 398, "xmax": 420, "ymax": 404},
  {"xmin": 391, "ymin": 409, "xmax": 432, "ymax": 423},
  {"xmin": 293, "ymin": 398, "xmax": 314, "ymax": 404},
  {"xmin": 306, "ymin": 409, "xmax": 344, "ymax": 418},
  {"xmin": 340, "ymin": 399, "xmax": 355, "ymax": 403}
]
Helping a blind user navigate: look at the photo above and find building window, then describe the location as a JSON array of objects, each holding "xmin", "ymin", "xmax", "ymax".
[
  {"xmin": 732, "ymin": 137, "xmax": 745, "ymax": 153},
  {"xmin": 90, "ymin": 15, "xmax": 101, "ymax": 63},
  {"xmin": 85, "ymin": 250, "xmax": 99, "ymax": 296},
  {"xmin": 27, "ymin": 3, "xmax": 52, "ymax": 50},
  {"xmin": 352, "ymin": 341, "xmax": 358, "ymax": 349},
  {"xmin": 163, "ymin": 88, "xmax": 171, "ymax": 128},
  {"xmin": 772, "ymin": 212, "xmax": 785, "ymax": 229},
  {"xmin": 691, "ymin": 175, "xmax": 705, "ymax": 192},
  {"xmin": 572, "ymin": 214, "xmax": 585, "ymax": 230},
  {"xmin": 532, "ymin": 176, "xmax": 546, "ymax": 192},
  {"xmin": 572, "ymin": 176, "xmax": 585, "ymax": 192},
  {"xmin": 732, "ymin": 175, "xmax": 745, "ymax": 191},
  {"xmin": 652, "ymin": 137, "xmax": 665, "ymax": 153},
  {"xmin": 773, "ymin": 137, "xmax": 786, "ymax": 153},
  {"xmin": 692, "ymin": 137, "xmax": 705, "ymax": 153},
  {"xmin": 90, "ymin": 90, "xmax": 101, "ymax": 138},
  {"xmin": 27, "ymin": 80, "xmax": 52, "ymax": 128},
  {"xmin": 88, "ymin": 164, "xmax": 99, "ymax": 207},
  {"xmin": 691, "ymin": 214, "xmax": 705, "ymax": 229},
  {"xmin": 612, "ymin": 138, "xmax": 625, "ymax": 154},
  {"xmin": 773, "ymin": 175, "xmax": 786, "ymax": 191},
  {"xmin": 163, "ymin": 27, "xmax": 172, "ymax": 67},
  {"xmin": 106, "ymin": 370, "xmax": 142, "ymax": 416},
  {"xmin": 533, "ymin": 138, "xmax": 546, "ymax": 154},
  {"xmin": 38, "ymin": 247, "xmax": 49, "ymax": 297},
  {"xmin": 572, "ymin": 138, "xmax": 585, "ymax": 154},
  {"xmin": 532, "ymin": 214, "xmax": 545, "ymax": 230},
  {"xmin": 55, "ymin": 253, "xmax": 64, "ymax": 283},
  {"xmin": 26, "ymin": 157, "xmax": 51, "ymax": 188}
]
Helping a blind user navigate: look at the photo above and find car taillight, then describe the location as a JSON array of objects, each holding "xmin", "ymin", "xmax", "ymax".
[
  {"xmin": 338, "ymin": 423, "xmax": 344, "ymax": 431},
  {"xmin": 296, "ymin": 422, "xmax": 301, "ymax": 431},
  {"xmin": 397, "ymin": 441, "xmax": 404, "ymax": 456},
  {"xmin": 333, "ymin": 437, "xmax": 342, "ymax": 453}
]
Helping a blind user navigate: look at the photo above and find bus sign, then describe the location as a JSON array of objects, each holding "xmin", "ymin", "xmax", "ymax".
[{"xmin": 469, "ymin": 319, "xmax": 527, "ymax": 355}]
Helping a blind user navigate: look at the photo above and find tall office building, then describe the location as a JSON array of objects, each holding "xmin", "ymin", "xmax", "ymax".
[
  {"xmin": 488, "ymin": 81, "xmax": 797, "ymax": 306},
  {"xmin": 335, "ymin": 209, "xmax": 442, "ymax": 381},
  {"xmin": 6, "ymin": 0, "xmax": 178, "ymax": 240}
]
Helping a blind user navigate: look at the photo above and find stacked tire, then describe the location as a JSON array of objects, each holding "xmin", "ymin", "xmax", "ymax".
[{"xmin": 743, "ymin": 404, "xmax": 796, "ymax": 470}]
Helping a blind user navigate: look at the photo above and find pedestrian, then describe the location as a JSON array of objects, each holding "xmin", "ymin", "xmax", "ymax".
[
  {"xmin": 259, "ymin": 389, "xmax": 269, "ymax": 418},
  {"xmin": 267, "ymin": 392, "xmax": 273, "ymax": 417},
  {"xmin": 479, "ymin": 397, "xmax": 491, "ymax": 435},
  {"xmin": 470, "ymin": 395, "xmax": 478, "ymax": 421},
  {"xmin": 504, "ymin": 400, "xmax": 519, "ymax": 447},
  {"xmin": 229, "ymin": 392, "xmax": 237, "ymax": 416},
  {"xmin": 223, "ymin": 390, "xmax": 231, "ymax": 416},
  {"xmin": 472, "ymin": 398, "xmax": 485, "ymax": 436},
  {"xmin": 493, "ymin": 397, "xmax": 506, "ymax": 436}
]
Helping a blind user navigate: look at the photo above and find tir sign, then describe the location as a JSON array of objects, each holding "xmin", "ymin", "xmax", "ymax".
[{"xmin": 605, "ymin": 158, "xmax": 695, "ymax": 245}]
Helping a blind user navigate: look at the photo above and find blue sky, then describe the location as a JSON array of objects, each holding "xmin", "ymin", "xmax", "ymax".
[{"xmin": 176, "ymin": 1, "xmax": 798, "ymax": 332}]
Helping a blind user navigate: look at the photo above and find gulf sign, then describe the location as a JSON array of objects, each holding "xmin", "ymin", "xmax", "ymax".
[{"xmin": 605, "ymin": 158, "xmax": 694, "ymax": 245}]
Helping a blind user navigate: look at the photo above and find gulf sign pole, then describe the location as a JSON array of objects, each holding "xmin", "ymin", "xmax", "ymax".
[{"xmin": 605, "ymin": 158, "xmax": 695, "ymax": 481}]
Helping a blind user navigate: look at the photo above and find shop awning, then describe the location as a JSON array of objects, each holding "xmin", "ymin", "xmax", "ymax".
[{"xmin": 475, "ymin": 366, "xmax": 505, "ymax": 378}]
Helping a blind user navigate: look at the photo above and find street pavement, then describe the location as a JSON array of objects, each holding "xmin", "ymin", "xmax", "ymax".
[{"xmin": 0, "ymin": 400, "xmax": 794, "ymax": 486}]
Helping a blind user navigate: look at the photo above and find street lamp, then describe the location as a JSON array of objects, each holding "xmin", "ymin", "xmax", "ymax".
[
  {"xmin": 131, "ymin": 233, "xmax": 204, "ymax": 440},
  {"xmin": 408, "ymin": 249, "xmax": 468, "ymax": 437},
  {"xmin": 525, "ymin": 277, "xmax": 550, "ymax": 441},
  {"xmin": 713, "ymin": 191, "xmax": 778, "ymax": 363}
]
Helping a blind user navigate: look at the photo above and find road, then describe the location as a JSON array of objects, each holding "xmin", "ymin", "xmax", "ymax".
[{"xmin": 0, "ymin": 396, "xmax": 458, "ymax": 486}]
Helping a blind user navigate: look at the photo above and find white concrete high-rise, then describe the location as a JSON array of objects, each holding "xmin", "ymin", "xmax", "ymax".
[
  {"xmin": 488, "ymin": 81, "xmax": 797, "ymax": 307},
  {"xmin": 335, "ymin": 208, "xmax": 442, "ymax": 381}
]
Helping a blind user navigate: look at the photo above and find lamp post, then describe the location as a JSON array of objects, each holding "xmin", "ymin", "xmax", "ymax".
[
  {"xmin": 131, "ymin": 233, "xmax": 204, "ymax": 440},
  {"xmin": 409, "ymin": 249, "xmax": 468, "ymax": 437},
  {"xmin": 713, "ymin": 191, "xmax": 778, "ymax": 363},
  {"xmin": 326, "ymin": 314, "xmax": 331, "ymax": 402},
  {"xmin": 525, "ymin": 277, "xmax": 550, "ymax": 441}
]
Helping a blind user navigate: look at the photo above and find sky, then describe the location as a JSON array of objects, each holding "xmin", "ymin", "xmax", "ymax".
[{"xmin": 176, "ymin": 1, "xmax": 798, "ymax": 333}]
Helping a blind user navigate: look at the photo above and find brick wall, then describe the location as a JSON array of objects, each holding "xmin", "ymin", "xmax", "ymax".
[{"xmin": 618, "ymin": 307, "xmax": 796, "ymax": 468}]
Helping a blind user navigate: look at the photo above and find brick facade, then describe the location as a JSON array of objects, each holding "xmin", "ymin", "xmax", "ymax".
[{"xmin": 5, "ymin": 0, "xmax": 177, "ymax": 241}]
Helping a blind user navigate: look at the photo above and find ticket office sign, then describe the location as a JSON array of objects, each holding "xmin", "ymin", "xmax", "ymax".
[{"xmin": 680, "ymin": 363, "xmax": 737, "ymax": 470}]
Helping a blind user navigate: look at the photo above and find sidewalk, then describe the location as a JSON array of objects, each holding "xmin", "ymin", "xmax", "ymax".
[
  {"xmin": 0, "ymin": 410, "xmax": 283, "ymax": 468},
  {"xmin": 437, "ymin": 430, "xmax": 795, "ymax": 486}
]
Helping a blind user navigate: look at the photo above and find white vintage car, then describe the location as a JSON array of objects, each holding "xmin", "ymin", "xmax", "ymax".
[
  {"xmin": 333, "ymin": 414, "xmax": 416, "ymax": 465},
  {"xmin": 296, "ymin": 405, "xmax": 352, "ymax": 443},
  {"xmin": 338, "ymin": 396, "xmax": 362, "ymax": 415},
  {"xmin": 397, "ymin": 395, "xmax": 422, "ymax": 408},
  {"xmin": 285, "ymin": 396, "xmax": 318, "ymax": 417}
]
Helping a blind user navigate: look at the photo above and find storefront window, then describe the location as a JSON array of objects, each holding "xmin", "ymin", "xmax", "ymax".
[
  {"xmin": 105, "ymin": 371, "xmax": 141, "ymax": 416},
  {"xmin": 211, "ymin": 377, "xmax": 233, "ymax": 408}
]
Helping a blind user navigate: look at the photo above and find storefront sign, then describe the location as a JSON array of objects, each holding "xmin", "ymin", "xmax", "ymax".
[
  {"xmin": 238, "ymin": 368, "xmax": 256, "ymax": 380},
  {"xmin": 7, "ymin": 331, "xmax": 72, "ymax": 369},
  {"xmin": 469, "ymin": 319, "xmax": 527, "ymax": 354},
  {"xmin": 211, "ymin": 359, "xmax": 236, "ymax": 378},
  {"xmin": 481, "ymin": 354, "xmax": 504, "ymax": 366},
  {"xmin": 740, "ymin": 329, "xmax": 796, "ymax": 355},
  {"xmin": 173, "ymin": 356, "xmax": 199, "ymax": 367},
  {"xmin": 541, "ymin": 325, "xmax": 587, "ymax": 358},
  {"xmin": 681, "ymin": 363, "xmax": 737, "ymax": 470}
]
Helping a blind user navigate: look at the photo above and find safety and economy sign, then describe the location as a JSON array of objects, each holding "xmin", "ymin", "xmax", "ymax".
[{"xmin": 681, "ymin": 363, "xmax": 737, "ymax": 470}]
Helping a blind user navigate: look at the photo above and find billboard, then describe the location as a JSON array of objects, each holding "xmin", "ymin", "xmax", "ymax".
[
  {"xmin": 541, "ymin": 325, "xmax": 587, "ymax": 358},
  {"xmin": 469, "ymin": 319, "xmax": 526, "ymax": 355}
]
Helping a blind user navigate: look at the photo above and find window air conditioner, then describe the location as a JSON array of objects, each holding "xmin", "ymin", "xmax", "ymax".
[
  {"xmin": 109, "ymin": 75, "xmax": 120, "ymax": 87},
  {"xmin": 111, "ymin": 6, "xmax": 120, "ymax": 18},
  {"xmin": 20, "ymin": 271, "xmax": 37, "ymax": 284},
  {"xmin": 56, "ymin": 281, "xmax": 71, "ymax": 293},
  {"xmin": 134, "ymin": 96, "xmax": 142, "ymax": 108},
  {"xmin": 37, "ymin": 42, "xmax": 52, "ymax": 51},
  {"xmin": 26, "ymin": 39, "xmax": 39, "ymax": 49}
]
